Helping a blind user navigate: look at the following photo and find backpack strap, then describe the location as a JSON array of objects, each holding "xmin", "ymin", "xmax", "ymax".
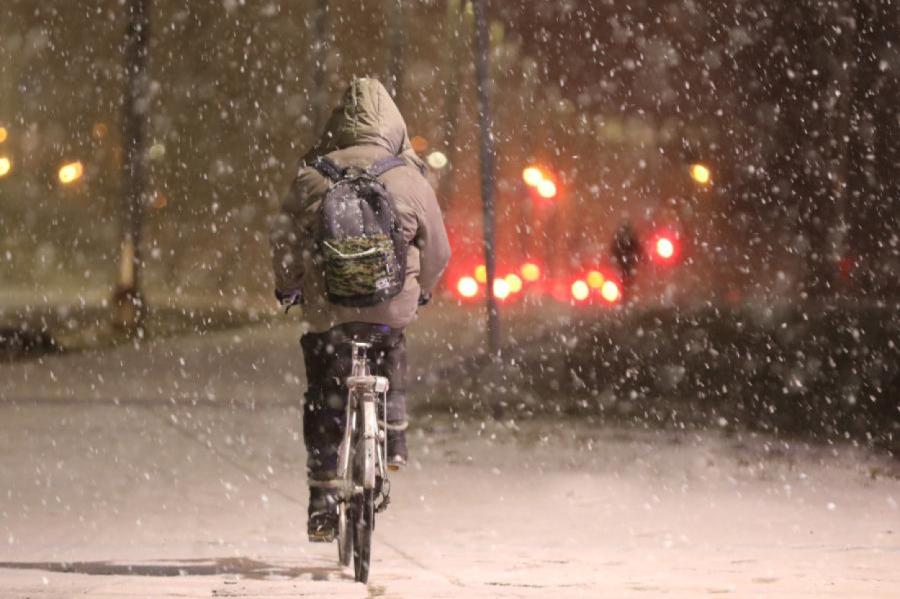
[
  {"xmin": 311, "ymin": 156, "xmax": 344, "ymax": 182},
  {"xmin": 367, "ymin": 156, "xmax": 406, "ymax": 178}
]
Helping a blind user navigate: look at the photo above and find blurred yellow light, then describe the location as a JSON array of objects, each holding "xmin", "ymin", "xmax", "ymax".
[
  {"xmin": 571, "ymin": 280, "xmax": 590, "ymax": 302},
  {"xmin": 504, "ymin": 273, "xmax": 523, "ymax": 293},
  {"xmin": 457, "ymin": 276, "xmax": 478, "ymax": 298},
  {"xmin": 493, "ymin": 278, "xmax": 510, "ymax": 300},
  {"xmin": 601, "ymin": 280, "xmax": 621, "ymax": 303},
  {"xmin": 537, "ymin": 178, "xmax": 557, "ymax": 199},
  {"xmin": 0, "ymin": 127, "xmax": 7, "ymax": 144},
  {"xmin": 520, "ymin": 262, "xmax": 541, "ymax": 282},
  {"xmin": 474, "ymin": 264, "xmax": 487, "ymax": 283},
  {"xmin": 690, "ymin": 163, "xmax": 711, "ymax": 185},
  {"xmin": 58, "ymin": 161, "xmax": 84, "ymax": 185},
  {"xmin": 522, "ymin": 166, "xmax": 543, "ymax": 187},
  {"xmin": 0, "ymin": 156, "xmax": 11, "ymax": 178},
  {"xmin": 586, "ymin": 270, "xmax": 605, "ymax": 289}
]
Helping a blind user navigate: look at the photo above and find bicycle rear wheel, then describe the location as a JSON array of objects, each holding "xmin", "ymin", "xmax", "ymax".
[
  {"xmin": 337, "ymin": 500, "xmax": 352, "ymax": 567},
  {"xmin": 352, "ymin": 488, "xmax": 375, "ymax": 583}
]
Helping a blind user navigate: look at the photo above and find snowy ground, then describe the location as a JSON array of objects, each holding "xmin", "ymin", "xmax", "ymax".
[{"xmin": 1, "ymin": 312, "xmax": 898, "ymax": 598}]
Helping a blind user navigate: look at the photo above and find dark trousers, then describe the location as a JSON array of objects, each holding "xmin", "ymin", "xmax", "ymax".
[{"xmin": 300, "ymin": 323, "xmax": 407, "ymax": 480}]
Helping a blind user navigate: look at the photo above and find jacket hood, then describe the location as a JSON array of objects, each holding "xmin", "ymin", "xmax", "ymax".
[{"xmin": 302, "ymin": 77, "xmax": 426, "ymax": 172}]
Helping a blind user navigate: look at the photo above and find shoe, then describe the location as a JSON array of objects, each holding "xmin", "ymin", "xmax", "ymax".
[
  {"xmin": 386, "ymin": 426, "xmax": 408, "ymax": 471},
  {"xmin": 307, "ymin": 486, "xmax": 338, "ymax": 542}
]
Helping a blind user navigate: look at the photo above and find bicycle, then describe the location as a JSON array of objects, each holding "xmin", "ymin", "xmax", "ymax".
[{"xmin": 333, "ymin": 340, "xmax": 392, "ymax": 583}]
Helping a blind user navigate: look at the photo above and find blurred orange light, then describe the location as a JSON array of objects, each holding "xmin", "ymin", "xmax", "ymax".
[
  {"xmin": 586, "ymin": 270, "xmax": 605, "ymax": 289},
  {"xmin": 520, "ymin": 262, "xmax": 541, "ymax": 282},
  {"xmin": 522, "ymin": 166, "xmax": 543, "ymax": 187},
  {"xmin": 92, "ymin": 123, "xmax": 108, "ymax": 140},
  {"xmin": 457, "ymin": 276, "xmax": 478, "ymax": 298},
  {"xmin": 0, "ymin": 156, "xmax": 11, "ymax": 178},
  {"xmin": 0, "ymin": 127, "xmax": 7, "ymax": 144},
  {"xmin": 151, "ymin": 191, "xmax": 168, "ymax": 210},
  {"xmin": 493, "ymin": 278, "xmax": 510, "ymax": 300},
  {"xmin": 571, "ymin": 280, "xmax": 590, "ymax": 302},
  {"xmin": 656, "ymin": 237, "xmax": 675, "ymax": 259},
  {"xmin": 58, "ymin": 161, "xmax": 84, "ymax": 185},
  {"xmin": 600, "ymin": 280, "xmax": 621, "ymax": 303},
  {"xmin": 505, "ymin": 273, "xmax": 523, "ymax": 293},
  {"xmin": 474, "ymin": 264, "xmax": 487, "ymax": 284},
  {"xmin": 537, "ymin": 179, "xmax": 557, "ymax": 199},
  {"xmin": 410, "ymin": 135, "xmax": 429, "ymax": 153}
]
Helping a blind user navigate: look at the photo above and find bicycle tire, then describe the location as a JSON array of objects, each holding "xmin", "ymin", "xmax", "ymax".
[
  {"xmin": 353, "ymin": 488, "xmax": 375, "ymax": 583},
  {"xmin": 337, "ymin": 500, "xmax": 352, "ymax": 566}
]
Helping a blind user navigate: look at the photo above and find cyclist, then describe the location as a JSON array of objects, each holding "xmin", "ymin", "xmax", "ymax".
[{"xmin": 270, "ymin": 78, "xmax": 451, "ymax": 541}]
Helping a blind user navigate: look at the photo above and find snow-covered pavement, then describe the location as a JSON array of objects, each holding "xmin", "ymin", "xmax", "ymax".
[{"xmin": 1, "ymin": 318, "xmax": 898, "ymax": 598}]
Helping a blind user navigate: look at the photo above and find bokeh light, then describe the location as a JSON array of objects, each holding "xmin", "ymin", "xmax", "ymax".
[
  {"xmin": 426, "ymin": 151, "xmax": 448, "ymax": 169},
  {"xmin": 586, "ymin": 270, "xmax": 605, "ymax": 289},
  {"xmin": 690, "ymin": 163, "xmax": 711, "ymax": 185},
  {"xmin": 457, "ymin": 276, "xmax": 478, "ymax": 298},
  {"xmin": 504, "ymin": 273, "xmax": 523, "ymax": 293},
  {"xmin": 656, "ymin": 237, "xmax": 675, "ymax": 260},
  {"xmin": 571, "ymin": 280, "xmax": 590, "ymax": 302},
  {"xmin": 58, "ymin": 161, "xmax": 84, "ymax": 185},
  {"xmin": 522, "ymin": 166, "xmax": 543, "ymax": 187},
  {"xmin": 474, "ymin": 264, "xmax": 487, "ymax": 284},
  {"xmin": 537, "ymin": 179, "xmax": 557, "ymax": 199},
  {"xmin": 600, "ymin": 280, "xmax": 621, "ymax": 303},
  {"xmin": 520, "ymin": 262, "xmax": 541, "ymax": 282},
  {"xmin": 493, "ymin": 278, "xmax": 510, "ymax": 300}
]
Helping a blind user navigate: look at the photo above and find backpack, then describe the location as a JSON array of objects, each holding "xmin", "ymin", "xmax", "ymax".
[{"xmin": 311, "ymin": 155, "xmax": 408, "ymax": 307}]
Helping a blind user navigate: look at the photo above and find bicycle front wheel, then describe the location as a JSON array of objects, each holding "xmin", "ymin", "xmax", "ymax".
[{"xmin": 352, "ymin": 488, "xmax": 375, "ymax": 583}]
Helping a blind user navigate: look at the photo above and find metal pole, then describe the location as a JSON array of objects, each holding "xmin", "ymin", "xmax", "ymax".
[
  {"xmin": 117, "ymin": 0, "xmax": 150, "ymax": 333},
  {"xmin": 472, "ymin": 0, "xmax": 500, "ymax": 355}
]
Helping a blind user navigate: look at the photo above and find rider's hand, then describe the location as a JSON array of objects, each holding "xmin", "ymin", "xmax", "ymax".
[{"xmin": 275, "ymin": 288, "xmax": 304, "ymax": 313}]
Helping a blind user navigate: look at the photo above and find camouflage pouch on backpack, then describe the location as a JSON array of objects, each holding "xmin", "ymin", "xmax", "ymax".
[{"xmin": 322, "ymin": 234, "xmax": 397, "ymax": 298}]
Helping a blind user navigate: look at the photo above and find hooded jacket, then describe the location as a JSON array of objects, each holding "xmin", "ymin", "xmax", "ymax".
[{"xmin": 270, "ymin": 78, "xmax": 451, "ymax": 332}]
